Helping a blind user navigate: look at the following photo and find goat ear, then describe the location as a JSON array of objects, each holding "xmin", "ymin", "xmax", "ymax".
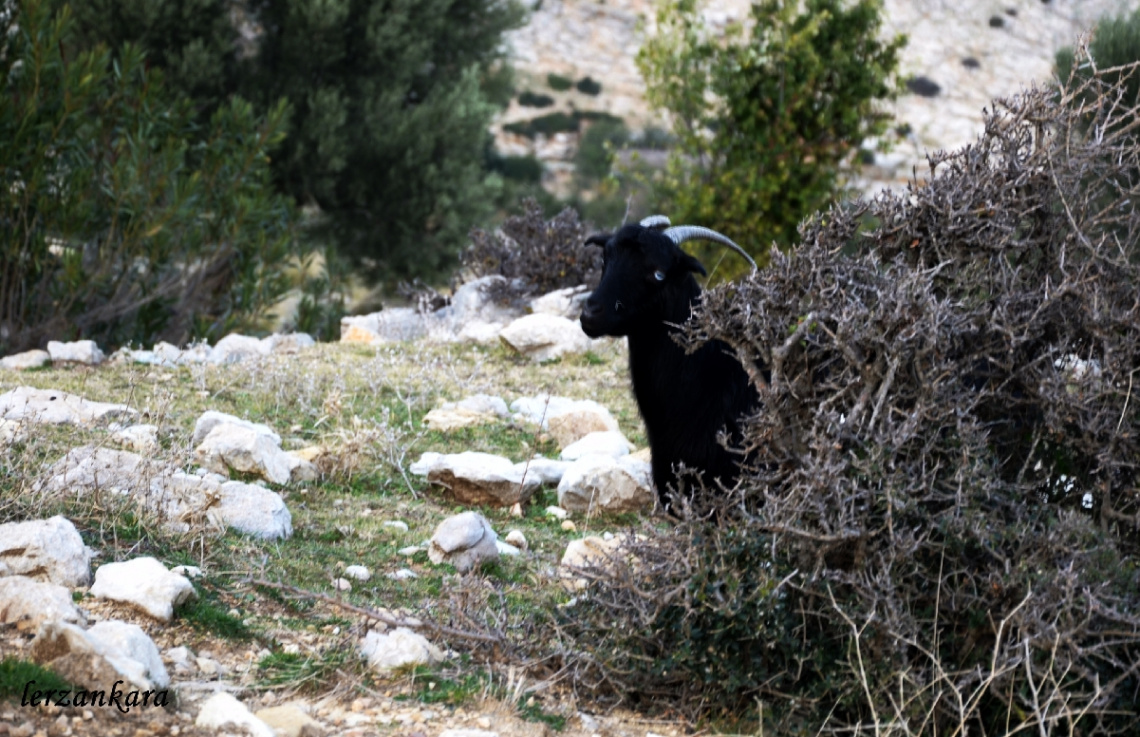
[
  {"xmin": 682, "ymin": 252, "xmax": 707, "ymax": 276},
  {"xmin": 585, "ymin": 233, "xmax": 611, "ymax": 247}
]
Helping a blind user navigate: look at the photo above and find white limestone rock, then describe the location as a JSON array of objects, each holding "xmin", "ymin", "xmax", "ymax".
[
  {"xmin": 546, "ymin": 402, "xmax": 621, "ymax": 449},
  {"xmin": 559, "ymin": 430, "xmax": 634, "ymax": 461},
  {"xmin": 0, "ymin": 386, "xmax": 135, "ymax": 425},
  {"xmin": 89, "ymin": 557, "xmax": 197, "ymax": 622},
  {"xmin": 456, "ymin": 320, "xmax": 507, "ymax": 344},
  {"xmin": 254, "ymin": 704, "xmax": 322, "ymax": 737},
  {"xmin": 35, "ymin": 447, "xmax": 293, "ymax": 539},
  {"xmin": 360, "ymin": 627, "xmax": 444, "ymax": 671},
  {"xmin": 344, "ymin": 565, "xmax": 371, "ymax": 581},
  {"xmin": 529, "ymin": 285, "xmax": 590, "ymax": 319},
  {"xmin": 427, "ymin": 511, "xmax": 500, "ymax": 572},
  {"xmin": 495, "ymin": 540, "xmax": 521, "ymax": 556},
  {"xmin": 560, "ymin": 535, "xmax": 633, "ymax": 591},
  {"xmin": 558, "ymin": 454, "xmax": 653, "ymax": 514},
  {"xmin": 509, "ymin": 396, "xmax": 618, "ymax": 451},
  {"xmin": 196, "ymin": 692, "xmax": 275, "ymax": 737},
  {"xmin": 340, "ymin": 308, "xmax": 429, "ymax": 345},
  {"xmin": 213, "ymin": 480, "xmax": 294, "ymax": 540},
  {"xmin": 499, "ymin": 313, "xmax": 592, "ymax": 362},
  {"xmin": 191, "ymin": 410, "xmax": 281, "ymax": 447},
  {"xmin": 261, "ymin": 332, "xmax": 316, "ymax": 354},
  {"xmin": 521, "ymin": 456, "xmax": 571, "ymax": 485},
  {"xmin": 0, "ymin": 576, "xmax": 86, "ymax": 629},
  {"xmin": 0, "ymin": 349, "xmax": 51, "ymax": 371},
  {"xmin": 410, "ymin": 451, "xmax": 542, "ymax": 507},
  {"xmin": 0, "ymin": 516, "xmax": 92, "ymax": 586},
  {"xmin": 504, "ymin": 530, "xmax": 528, "ymax": 550},
  {"xmin": 0, "ymin": 418, "xmax": 25, "ymax": 445},
  {"xmin": 208, "ymin": 333, "xmax": 267, "ymax": 363},
  {"xmin": 111, "ymin": 423, "xmax": 160, "ymax": 454},
  {"xmin": 47, "ymin": 339, "xmax": 104, "ymax": 365},
  {"xmin": 423, "ymin": 394, "xmax": 510, "ymax": 431},
  {"xmin": 31, "ymin": 619, "xmax": 170, "ymax": 691},
  {"xmin": 165, "ymin": 645, "xmax": 195, "ymax": 675},
  {"xmin": 195, "ymin": 423, "xmax": 312, "ymax": 485}
]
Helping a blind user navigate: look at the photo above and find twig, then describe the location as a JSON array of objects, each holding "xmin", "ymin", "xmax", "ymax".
[{"xmin": 247, "ymin": 578, "xmax": 504, "ymax": 645}]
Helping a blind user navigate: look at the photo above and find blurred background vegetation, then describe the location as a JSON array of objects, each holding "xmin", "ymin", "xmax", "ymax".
[{"xmin": 2, "ymin": 0, "xmax": 907, "ymax": 352}]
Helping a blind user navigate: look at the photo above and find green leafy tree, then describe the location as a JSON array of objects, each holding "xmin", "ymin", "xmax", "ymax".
[
  {"xmin": 240, "ymin": 0, "xmax": 525, "ymax": 282},
  {"xmin": 56, "ymin": 0, "xmax": 239, "ymax": 117},
  {"xmin": 0, "ymin": 0, "xmax": 297, "ymax": 353},
  {"xmin": 55, "ymin": 0, "xmax": 526, "ymax": 284},
  {"xmin": 637, "ymin": 0, "xmax": 904, "ymax": 271}
]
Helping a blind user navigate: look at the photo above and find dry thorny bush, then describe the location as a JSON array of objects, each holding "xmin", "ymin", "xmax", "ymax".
[
  {"xmin": 460, "ymin": 197, "xmax": 603, "ymax": 304},
  {"xmin": 550, "ymin": 51, "xmax": 1140, "ymax": 734}
]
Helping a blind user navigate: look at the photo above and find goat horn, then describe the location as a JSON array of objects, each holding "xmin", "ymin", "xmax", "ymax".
[
  {"xmin": 640, "ymin": 214, "xmax": 671, "ymax": 230},
  {"xmin": 664, "ymin": 225, "xmax": 758, "ymax": 271}
]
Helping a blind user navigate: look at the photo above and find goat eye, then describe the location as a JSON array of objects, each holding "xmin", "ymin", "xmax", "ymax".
[{"xmin": 653, "ymin": 270, "xmax": 666, "ymax": 282}]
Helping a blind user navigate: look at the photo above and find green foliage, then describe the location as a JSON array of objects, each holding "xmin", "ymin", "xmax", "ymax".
[
  {"xmin": 518, "ymin": 90, "xmax": 555, "ymax": 107},
  {"xmin": 257, "ymin": 648, "xmax": 356, "ymax": 690},
  {"xmin": 1057, "ymin": 9, "xmax": 1140, "ymax": 114},
  {"xmin": 576, "ymin": 119, "xmax": 630, "ymax": 182},
  {"xmin": 503, "ymin": 111, "xmax": 579, "ymax": 138},
  {"xmin": 575, "ymin": 75, "xmax": 601, "ymax": 95},
  {"xmin": 58, "ymin": 0, "xmax": 528, "ymax": 286},
  {"xmin": 0, "ymin": 0, "xmax": 297, "ymax": 353},
  {"xmin": 0, "ymin": 658, "xmax": 73, "ymax": 702},
  {"xmin": 54, "ymin": 0, "xmax": 239, "ymax": 118},
  {"xmin": 488, "ymin": 153, "xmax": 545, "ymax": 183},
  {"xmin": 237, "ymin": 0, "xmax": 527, "ymax": 283},
  {"xmin": 637, "ymin": 0, "xmax": 904, "ymax": 273},
  {"xmin": 181, "ymin": 586, "xmax": 255, "ymax": 640},
  {"xmin": 546, "ymin": 72, "xmax": 573, "ymax": 91}
]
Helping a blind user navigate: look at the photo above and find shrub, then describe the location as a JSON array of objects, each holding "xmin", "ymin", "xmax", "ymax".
[
  {"xmin": 637, "ymin": 0, "xmax": 904, "ymax": 272},
  {"xmin": 575, "ymin": 119, "xmax": 630, "ymax": 182},
  {"xmin": 0, "ymin": 0, "xmax": 297, "ymax": 353},
  {"xmin": 561, "ymin": 52, "xmax": 1140, "ymax": 735},
  {"xmin": 502, "ymin": 112, "xmax": 579, "ymax": 138},
  {"xmin": 632, "ymin": 126, "xmax": 674, "ymax": 150},
  {"xmin": 462, "ymin": 198, "xmax": 601, "ymax": 301},
  {"xmin": 546, "ymin": 72, "xmax": 573, "ymax": 91},
  {"xmin": 575, "ymin": 76, "xmax": 602, "ymax": 95},
  {"xmin": 502, "ymin": 156, "xmax": 545, "ymax": 183},
  {"xmin": 518, "ymin": 90, "xmax": 555, "ymax": 107}
]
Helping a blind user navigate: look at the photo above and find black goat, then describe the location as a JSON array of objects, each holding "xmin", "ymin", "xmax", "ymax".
[{"xmin": 579, "ymin": 216, "xmax": 760, "ymax": 507}]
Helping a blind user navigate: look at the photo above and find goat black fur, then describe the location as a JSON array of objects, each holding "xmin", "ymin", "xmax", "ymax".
[{"xmin": 579, "ymin": 221, "xmax": 760, "ymax": 507}]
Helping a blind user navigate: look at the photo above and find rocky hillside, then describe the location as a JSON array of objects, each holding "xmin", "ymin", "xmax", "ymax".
[
  {"xmin": 0, "ymin": 281, "xmax": 686, "ymax": 737},
  {"xmin": 499, "ymin": 0, "xmax": 1140, "ymax": 194}
]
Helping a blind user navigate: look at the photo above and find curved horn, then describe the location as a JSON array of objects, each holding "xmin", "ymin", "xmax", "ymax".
[
  {"xmin": 640, "ymin": 214, "xmax": 671, "ymax": 230},
  {"xmin": 663, "ymin": 225, "xmax": 758, "ymax": 271}
]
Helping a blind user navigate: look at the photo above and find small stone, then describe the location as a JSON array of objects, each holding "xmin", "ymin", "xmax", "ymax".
[
  {"xmin": 360, "ymin": 627, "xmax": 443, "ymax": 671},
  {"xmin": 47, "ymin": 339, "xmax": 104, "ymax": 365},
  {"xmin": 344, "ymin": 565, "xmax": 371, "ymax": 581},
  {"xmin": 504, "ymin": 530, "xmax": 528, "ymax": 550},
  {"xmin": 0, "ymin": 349, "xmax": 51, "ymax": 371},
  {"xmin": 561, "ymin": 520, "xmax": 577, "ymax": 532},
  {"xmin": 427, "ymin": 512, "xmax": 499, "ymax": 572},
  {"xmin": 333, "ymin": 578, "xmax": 352, "ymax": 591}
]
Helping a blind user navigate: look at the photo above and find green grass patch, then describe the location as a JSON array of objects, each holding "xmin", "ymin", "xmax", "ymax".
[
  {"xmin": 257, "ymin": 648, "xmax": 358, "ymax": 690},
  {"xmin": 181, "ymin": 587, "xmax": 255, "ymax": 641},
  {"xmin": 0, "ymin": 658, "xmax": 73, "ymax": 703}
]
